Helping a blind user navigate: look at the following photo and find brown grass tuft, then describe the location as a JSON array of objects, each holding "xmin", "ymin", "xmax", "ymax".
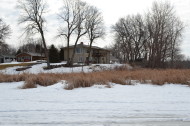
[
  {"xmin": 1, "ymin": 68, "xmax": 190, "ymax": 89},
  {"xmin": 110, "ymin": 77, "xmax": 127, "ymax": 85},
  {"xmin": 66, "ymin": 76, "xmax": 93, "ymax": 90},
  {"xmin": 20, "ymin": 78, "xmax": 37, "ymax": 89}
]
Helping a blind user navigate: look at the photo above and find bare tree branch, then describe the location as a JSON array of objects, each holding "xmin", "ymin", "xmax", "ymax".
[{"xmin": 17, "ymin": 0, "xmax": 50, "ymax": 68}]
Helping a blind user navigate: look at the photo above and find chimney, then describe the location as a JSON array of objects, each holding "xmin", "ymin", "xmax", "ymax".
[{"xmin": 80, "ymin": 42, "xmax": 83, "ymax": 45}]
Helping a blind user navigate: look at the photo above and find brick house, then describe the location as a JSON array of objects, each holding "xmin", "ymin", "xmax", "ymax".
[
  {"xmin": 16, "ymin": 52, "xmax": 45, "ymax": 62},
  {"xmin": 62, "ymin": 42, "xmax": 111, "ymax": 64}
]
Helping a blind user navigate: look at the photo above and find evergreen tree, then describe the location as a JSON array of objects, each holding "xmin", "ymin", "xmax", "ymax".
[
  {"xmin": 49, "ymin": 44, "xmax": 60, "ymax": 63},
  {"xmin": 59, "ymin": 48, "xmax": 64, "ymax": 61},
  {"xmin": 16, "ymin": 49, "xmax": 21, "ymax": 55}
]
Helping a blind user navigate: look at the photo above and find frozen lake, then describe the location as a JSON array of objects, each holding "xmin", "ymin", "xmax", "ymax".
[{"xmin": 0, "ymin": 82, "xmax": 190, "ymax": 126}]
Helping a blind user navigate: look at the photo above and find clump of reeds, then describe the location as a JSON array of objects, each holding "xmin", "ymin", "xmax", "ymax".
[{"xmin": 1, "ymin": 68, "xmax": 190, "ymax": 90}]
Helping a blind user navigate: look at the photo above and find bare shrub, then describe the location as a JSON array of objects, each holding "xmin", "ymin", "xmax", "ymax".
[
  {"xmin": 20, "ymin": 77, "xmax": 37, "ymax": 89},
  {"xmin": 65, "ymin": 73, "xmax": 108, "ymax": 90},
  {"xmin": 110, "ymin": 77, "xmax": 126, "ymax": 85},
  {"xmin": 66, "ymin": 76, "xmax": 93, "ymax": 90},
  {"xmin": 0, "ymin": 73, "xmax": 28, "ymax": 82},
  {"xmin": 27, "ymin": 73, "xmax": 59, "ymax": 87}
]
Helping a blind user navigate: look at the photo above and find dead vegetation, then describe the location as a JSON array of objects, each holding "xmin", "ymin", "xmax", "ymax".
[
  {"xmin": 0, "ymin": 69, "xmax": 190, "ymax": 89},
  {"xmin": 0, "ymin": 63, "xmax": 38, "ymax": 70}
]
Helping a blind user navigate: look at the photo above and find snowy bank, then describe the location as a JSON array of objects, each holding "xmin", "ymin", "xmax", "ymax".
[
  {"xmin": 0, "ymin": 62, "xmax": 127, "ymax": 75},
  {"xmin": 0, "ymin": 82, "xmax": 190, "ymax": 126}
]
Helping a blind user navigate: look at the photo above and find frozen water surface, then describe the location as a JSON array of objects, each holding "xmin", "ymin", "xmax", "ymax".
[{"xmin": 0, "ymin": 82, "xmax": 190, "ymax": 126}]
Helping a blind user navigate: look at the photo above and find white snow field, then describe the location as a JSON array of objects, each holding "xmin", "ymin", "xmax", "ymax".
[
  {"xmin": 0, "ymin": 82, "xmax": 190, "ymax": 126},
  {"xmin": 0, "ymin": 62, "xmax": 127, "ymax": 75}
]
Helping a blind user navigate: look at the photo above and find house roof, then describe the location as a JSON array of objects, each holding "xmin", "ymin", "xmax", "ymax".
[
  {"xmin": 0, "ymin": 55, "xmax": 16, "ymax": 58},
  {"xmin": 16, "ymin": 52, "xmax": 45, "ymax": 57},
  {"xmin": 62, "ymin": 43, "xmax": 111, "ymax": 52}
]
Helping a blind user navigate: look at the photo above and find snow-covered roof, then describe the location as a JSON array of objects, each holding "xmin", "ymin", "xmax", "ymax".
[
  {"xmin": 28, "ymin": 52, "xmax": 45, "ymax": 57},
  {"xmin": 62, "ymin": 43, "xmax": 111, "ymax": 51},
  {"xmin": 0, "ymin": 55, "xmax": 16, "ymax": 58}
]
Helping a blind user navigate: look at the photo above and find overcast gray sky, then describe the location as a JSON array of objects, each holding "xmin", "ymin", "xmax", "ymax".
[{"xmin": 1, "ymin": 0, "xmax": 190, "ymax": 57}]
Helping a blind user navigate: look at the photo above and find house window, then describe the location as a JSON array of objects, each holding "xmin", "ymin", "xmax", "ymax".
[
  {"xmin": 24, "ymin": 56, "xmax": 31, "ymax": 60},
  {"xmin": 76, "ymin": 48, "xmax": 82, "ymax": 53},
  {"xmin": 87, "ymin": 49, "xmax": 90, "ymax": 53}
]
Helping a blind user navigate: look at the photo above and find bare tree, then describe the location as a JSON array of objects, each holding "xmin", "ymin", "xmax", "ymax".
[
  {"xmin": 0, "ymin": 18, "xmax": 11, "ymax": 52},
  {"xmin": 86, "ymin": 6, "xmax": 105, "ymax": 65},
  {"xmin": 58, "ymin": 0, "xmax": 105, "ymax": 66},
  {"xmin": 168, "ymin": 17, "xmax": 184, "ymax": 67},
  {"xmin": 112, "ymin": 15, "xmax": 148, "ymax": 63},
  {"xmin": 112, "ymin": 1, "xmax": 184, "ymax": 68},
  {"xmin": 70, "ymin": 0, "xmax": 89, "ymax": 65},
  {"xmin": 0, "ymin": 43, "xmax": 8, "ymax": 55},
  {"xmin": 18, "ymin": 38, "xmax": 44, "ymax": 54},
  {"xmin": 146, "ymin": 1, "xmax": 184, "ymax": 68},
  {"xmin": 112, "ymin": 18, "xmax": 131, "ymax": 62},
  {"xmin": 58, "ymin": 0, "xmax": 80, "ymax": 66},
  {"xmin": 1, "ymin": 44, "xmax": 17, "ymax": 55},
  {"xmin": 17, "ymin": 0, "xmax": 50, "ymax": 67}
]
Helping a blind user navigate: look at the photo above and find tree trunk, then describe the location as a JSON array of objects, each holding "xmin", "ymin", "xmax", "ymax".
[
  {"xmin": 40, "ymin": 29, "xmax": 50, "ymax": 68},
  {"xmin": 87, "ymin": 39, "xmax": 93, "ymax": 65},
  {"xmin": 70, "ymin": 37, "xmax": 80, "ymax": 66},
  {"xmin": 67, "ymin": 36, "xmax": 70, "ymax": 66}
]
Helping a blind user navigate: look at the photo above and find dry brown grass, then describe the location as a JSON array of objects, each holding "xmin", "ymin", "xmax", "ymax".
[
  {"xmin": 0, "ymin": 63, "xmax": 35, "ymax": 70},
  {"xmin": 0, "ymin": 73, "xmax": 28, "ymax": 82},
  {"xmin": 0, "ymin": 69, "xmax": 190, "ymax": 89},
  {"xmin": 20, "ymin": 78, "xmax": 37, "ymax": 89}
]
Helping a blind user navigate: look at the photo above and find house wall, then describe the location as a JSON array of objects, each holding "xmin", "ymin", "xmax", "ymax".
[
  {"xmin": 64, "ymin": 48, "xmax": 74, "ymax": 61},
  {"xmin": 74, "ymin": 53, "xmax": 89, "ymax": 63},
  {"xmin": 17, "ymin": 53, "xmax": 45, "ymax": 62},
  {"xmin": 0, "ymin": 56, "xmax": 16, "ymax": 63},
  {"xmin": 17, "ymin": 53, "xmax": 32, "ymax": 62},
  {"xmin": 106, "ymin": 51, "xmax": 110, "ymax": 64},
  {"xmin": 64, "ymin": 48, "xmax": 91, "ymax": 63},
  {"xmin": 63, "ymin": 46, "xmax": 110, "ymax": 64},
  {"xmin": 4, "ymin": 57, "xmax": 13, "ymax": 63},
  {"xmin": 0, "ymin": 57, "xmax": 3, "ymax": 63}
]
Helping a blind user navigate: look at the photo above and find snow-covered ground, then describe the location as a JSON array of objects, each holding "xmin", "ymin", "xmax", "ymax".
[
  {"xmin": 1, "ymin": 62, "xmax": 190, "ymax": 125},
  {"xmin": 0, "ymin": 82, "xmax": 190, "ymax": 126},
  {"xmin": 0, "ymin": 61, "xmax": 24, "ymax": 65},
  {"xmin": 0, "ymin": 62, "xmax": 126, "ymax": 75}
]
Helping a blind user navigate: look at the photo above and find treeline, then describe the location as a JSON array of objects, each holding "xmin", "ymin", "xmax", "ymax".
[
  {"xmin": 15, "ymin": 0, "xmax": 105, "ymax": 67},
  {"xmin": 1, "ymin": 0, "xmax": 188, "ymax": 68},
  {"xmin": 112, "ymin": 1, "xmax": 184, "ymax": 68},
  {"xmin": 0, "ymin": 18, "xmax": 14, "ymax": 55},
  {"xmin": 16, "ymin": 39, "xmax": 64, "ymax": 63},
  {"xmin": 1, "ymin": 0, "xmax": 105, "ymax": 68}
]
